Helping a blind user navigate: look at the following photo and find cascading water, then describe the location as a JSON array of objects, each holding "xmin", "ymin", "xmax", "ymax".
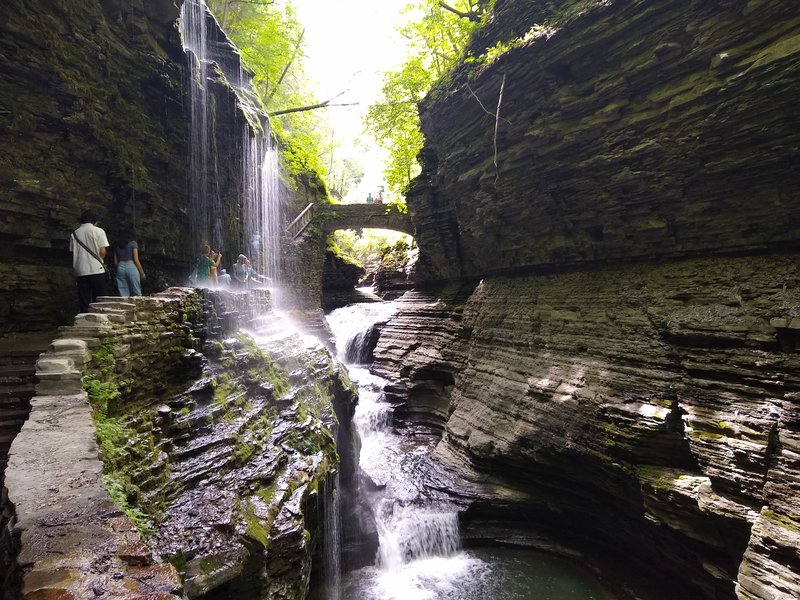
[
  {"xmin": 327, "ymin": 301, "xmax": 613, "ymax": 600},
  {"xmin": 326, "ymin": 302, "xmax": 476, "ymax": 599},
  {"xmin": 179, "ymin": 0, "xmax": 283, "ymax": 285},
  {"xmin": 242, "ymin": 134, "xmax": 282, "ymax": 284},
  {"xmin": 180, "ymin": 0, "xmax": 216, "ymax": 251}
]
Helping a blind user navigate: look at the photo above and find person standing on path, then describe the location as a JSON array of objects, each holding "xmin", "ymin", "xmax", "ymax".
[
  {"xmin": 114, "ymin": 231, "xmax": 146, "ymax": 297},
  {"xmin": 70, "ymin": 210, "xmax": 109, "ymax": 313}
]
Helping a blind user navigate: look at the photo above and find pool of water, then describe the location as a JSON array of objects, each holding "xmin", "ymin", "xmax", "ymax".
[{"xmin": 342, "ymin": 545, "xmax": 611, "ymax": 600}]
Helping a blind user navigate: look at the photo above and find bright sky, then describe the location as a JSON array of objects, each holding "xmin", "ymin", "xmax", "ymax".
[{"xmin": 294, "ymin": 0, "xmax": 411, "ymax": 202}]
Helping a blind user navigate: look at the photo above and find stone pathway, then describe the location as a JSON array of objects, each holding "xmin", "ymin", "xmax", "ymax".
[{"xmin": 4, "ymin": 299, "xmax": 183, "ymax": 599}]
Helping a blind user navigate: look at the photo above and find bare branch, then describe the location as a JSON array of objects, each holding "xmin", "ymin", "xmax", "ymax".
[
  {"xmin": 265, "ymin": 28, "xmax": 305, "ymax": 104},
  {"xmin": 269, "ymin": 91, "xmax": 357, "ymax": 116},
  {"xmin": 466, "ymin": 83, "xmax": 511, "ymax": 124},
  {"xmin": 438, "ymin": 1, "xmax": 480, "ymax": 22},
  {"xmin": 493, "ymin": 72, "xmax": 506, "ymax": 186}
]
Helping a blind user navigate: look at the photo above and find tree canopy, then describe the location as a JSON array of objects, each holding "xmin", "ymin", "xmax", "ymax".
[
  {"xmin": 365, "ymin": 0, "xmax": 490, "ymax": 194},
  {"xmin": 206, "ymin": 0, "xmax": 328, "ymax": 179}
]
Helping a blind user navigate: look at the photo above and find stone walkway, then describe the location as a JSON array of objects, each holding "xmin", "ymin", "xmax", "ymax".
[{"xmin": 5, "ymin": 301, "xmax": 183, "ymax": 599}]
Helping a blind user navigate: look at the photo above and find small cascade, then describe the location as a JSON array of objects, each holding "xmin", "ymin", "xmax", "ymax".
[
  {"xmin": 326, "ymin": 302, "xmax": 469, "ymax": 599},
  {"xmin": 319, "ymin": 473, "xmax": 343, "ymax": 600},
  {"xmin": 376, "ymin": 506, "xmax": 461, "ymax": 569},
  {"xmin": 327, "ymin": 303, "xmax": 398, "ymax": 364}
]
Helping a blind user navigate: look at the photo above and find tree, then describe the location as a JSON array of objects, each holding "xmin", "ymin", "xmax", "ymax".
[
  {"xmin": 365, "ymin": 0, "xmax": 489, "ymax": 194},
  {"xmin": 206, "ymin": 0, "xmax": 327, "ymax": 178},
  {"xmin": 328, "ymin": 157, "xmax": 364, "ymax": 202}
]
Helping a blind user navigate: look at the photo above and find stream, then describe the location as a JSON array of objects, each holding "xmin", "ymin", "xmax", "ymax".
[{"xmin": 325, "ymin": 300, "xmax": 611, "ymax": 600}]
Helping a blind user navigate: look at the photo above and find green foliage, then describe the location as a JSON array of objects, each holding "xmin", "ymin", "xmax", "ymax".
[
  {"xmin": 328, "ymin": 156, "xmax": 364, "ymax": 201},
  {"xmin": 103, "ymin": 473, "xmax": 155, "ymax": 535},
  {"xmin": 206, "ymin": 0, "xmax": 329, "ymax": 186},
  {"xmin": 380, "ymin": 237, "xmax": 413, "ymax": 270},
  {"xmin": 366, "ymin": 1, "xmax": 491, "ymax": 193},
  {"xmin": 84, "ymin": 377, "xmax": 121, "ymax": 416},
  {"xmin": 331, "ymin": 229, "xmax": 415, "ymax": 272}
]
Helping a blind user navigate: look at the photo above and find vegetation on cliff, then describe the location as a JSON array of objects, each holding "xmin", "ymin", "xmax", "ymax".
[{"xmin": 365, "ymin": 0, "xmax": 492, "ymax": 193}]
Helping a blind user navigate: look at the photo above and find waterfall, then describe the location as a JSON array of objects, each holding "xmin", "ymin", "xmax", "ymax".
[
  {"xmin": 179, "ymin": 0, "xmax": 284, "ymax": 284},
  {"xmin": 327, "ymin": 303, "xmax": 398, "ymax": 364},
  {"xmin": 326, "ymin": 302, "xmax": 468, "ymax": 600},
  {"xmin": 376, "ymin": 505, "xmax": 461, "ymax": 570},
  {"xmin": 242, "ymin": 133, "xmax": 282, "ymax": 284},
  {"xmin": 179, "ymin": 0, "xmax": 215, "ymax": 252},
  {"xmin": 320, "ymin": 472, "xmax": 343, "ymax": 600}
]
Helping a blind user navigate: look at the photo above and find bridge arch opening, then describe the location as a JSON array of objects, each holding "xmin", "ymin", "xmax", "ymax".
[{"xmin": 324, "ymin": 226, "xmax": 417, "ymax": 310}]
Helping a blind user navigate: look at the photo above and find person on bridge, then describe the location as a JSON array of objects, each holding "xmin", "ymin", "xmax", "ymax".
[{"xmin": 366, "ymin": 192, "xmax": 374, "ymax": 204}]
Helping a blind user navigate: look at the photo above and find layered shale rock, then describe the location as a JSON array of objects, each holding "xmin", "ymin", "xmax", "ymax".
[
  {"xmin": 374, "ymin": 255, "xmax": 800, "ymax": 599},
  {"xmin": 0, "ymin": 0, "xmax": 188, "ymax": 329},
  {"xmin": 0, "ymin": 0, "xmax": 327, "ymax": 332},
  {"xmin": 409, "ymin": 0, "xmax": 800, "ymax": 281},
  {"xmin": 379, "ymin": 1, "xmax": 800, "ymax": 598},
  {"xmin": 3, "ymin": 289, "xmax": 359, "ymax": 599}
]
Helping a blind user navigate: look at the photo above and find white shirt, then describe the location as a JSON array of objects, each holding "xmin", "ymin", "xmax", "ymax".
[{"xmin": 70, "ymin": 223, "xmax": 109, "ymax": 276}]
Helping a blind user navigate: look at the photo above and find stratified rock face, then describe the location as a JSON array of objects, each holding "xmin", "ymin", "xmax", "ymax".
[
  {"xmin": 409, "ymin": 0, "xmax": 800, "ymax": 282},
  {"xmin": 321, "ymin": 250, "xmax": 365, "ymax": 311},
  {"xmin": 394, "ymin": 2, "xmax": 800, "ymax": 597},
  {"xmin": 0, "ymin": 0, "xmax": 327, "ymax": 331},
  {"xmin": 3, "ymin": 289, "xmax": 359, "ymax": 599},
  {"xmin": 0, "ymin": 0, "xmax": 189, "ymax": 329},
  {"xmin": 372, "ymin": 254, "xmax": 800, "ymax": 600}
]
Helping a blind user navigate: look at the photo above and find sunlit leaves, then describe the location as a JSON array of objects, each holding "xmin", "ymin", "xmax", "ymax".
[
  {"xmin": 206, "ymin": 0, "xmax": 328, "ymax": 180},
  {"xmin": 366, "ymin": 0, "xmax": 488, "ymax": 194}
]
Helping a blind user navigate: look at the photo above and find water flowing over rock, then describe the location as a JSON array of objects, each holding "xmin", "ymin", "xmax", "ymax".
[
  {"xmin": 371, "ymin": 254, "xmax": 800, "ymax": 599},
  {"xmin": 0, "ymin": 0, "xmax": 326, "ymax": 331},
  {"xmin": 2, "ymin": 289, "xmax": 360, "ymax": 599},
  {"xmin": 379, "ymin": 1, "xmax": 800, "ymax": 598}
]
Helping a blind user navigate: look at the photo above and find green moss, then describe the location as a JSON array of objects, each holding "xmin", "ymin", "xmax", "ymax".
[
  {"xmin": 102, "ymin": 473, "xmax": 154, "ymax": 535},
  {"xmin": 763, "ymin": 510, "xmax": 800, "ymax": 533},
  {"xmin": 168, "ymin": 551, "xmax": 188, "ymax": 573},
  {"xmin": 687, "ymin": 428, "xmax": 723, "ymax": 441},
  {"xmin": 233, "ymin": 435, "xmax": 256, "ymax": 464},
  {"xmin": 255, "ymin": 483, "xmax": 278, "ymax": 505},
  {"xmin": 240, "ymin": 499, "xmax": 271, "ymax": 549}
]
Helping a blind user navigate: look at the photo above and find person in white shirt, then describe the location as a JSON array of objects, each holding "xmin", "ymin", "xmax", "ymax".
[{"xmin": 69, "ymin": 210, "xmax": 109, "ymax": 313}]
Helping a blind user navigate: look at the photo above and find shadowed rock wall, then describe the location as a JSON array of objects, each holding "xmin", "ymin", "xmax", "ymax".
[
  {"xmin": 0, "ymin": 0, "xmax": 190, "ymax": 329},
  {"xmin": 409, "ymin": 0, "xmax": 800, "ymax": 281},
  {"xmin": 378, "ymin": 1, "xmax": 800, "ymax": 599},
  {"xmin": 373, "ymin": 254, "xmax": 800, "ymax": 599}
]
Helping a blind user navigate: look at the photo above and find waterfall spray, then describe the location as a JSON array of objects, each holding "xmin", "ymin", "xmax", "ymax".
[{"xmin": 179, "ymin": 0, "xmax": 284, "ymax": 284}]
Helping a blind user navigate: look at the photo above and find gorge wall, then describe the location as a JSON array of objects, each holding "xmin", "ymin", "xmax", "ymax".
[
  {"xmin": 409, "ymin": 0, "xmax": 800, "ymax": 281},
  {"xmin": 375, "ymin": 1, "xmax": 800, "ymax": 599},
  {"xmin": 0, "ymin": 0, "xmax": 327, "ymax": 333},
  {"xmin": 0, "ymin": 0, "xmax": 189, "ymax": 329},
  {"xmin": 3, "ymin": 288, "xmax": 358, "ymax": 599}
]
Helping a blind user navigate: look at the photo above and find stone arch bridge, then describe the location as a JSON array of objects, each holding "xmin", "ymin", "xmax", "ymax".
[
  {"xmin": 287, "ymin": 203, "xmax": 414, "ymax": 239},
  {"xmin": 284, "ymin": 202, "xmax": 416, "ymax": 310}
]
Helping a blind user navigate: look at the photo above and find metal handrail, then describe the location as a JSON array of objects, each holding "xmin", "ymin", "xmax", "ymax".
[{"xmin": 286, "ymin": 203, "xmax": 314, "ymax": 239}]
